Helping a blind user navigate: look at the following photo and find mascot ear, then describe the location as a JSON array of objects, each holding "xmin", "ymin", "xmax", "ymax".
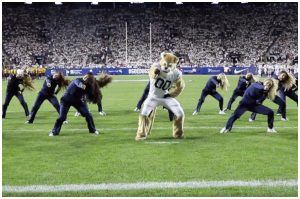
[
  {"xmin": 160, "ymin": 52, "xmax": 166, "ymax": 59},
  {"xmin": 174, "ymin": 56, "xmax": 179, "ymax": 64}
]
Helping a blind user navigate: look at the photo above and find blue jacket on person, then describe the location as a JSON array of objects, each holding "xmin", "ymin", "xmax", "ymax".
[
  {"xmin": 203, "ymin": 76, "xmax": 220, "ymax": 91},
  {"xmin": 240, "ymin": 82, "xmax": 267, "ymax": 105},
  {"xmin": 6, "ymin": 74, "xmax": 23, "ymax": 93},
  {"xmin": 235, "ymin": 76, "xmax": 249, "ymax": 92},
  {"xmin": 61, "ymin": 78, "xmax": 86, "ymax": 103},
  {"xmin": 40, "ymin": 76, "xmax": 59, "ymax": 96}
]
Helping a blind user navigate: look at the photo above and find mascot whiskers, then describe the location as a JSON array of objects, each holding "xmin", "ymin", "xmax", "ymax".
[{"xmin": 136, "ymin": 52, "xmax": 185, "ymax": 140}]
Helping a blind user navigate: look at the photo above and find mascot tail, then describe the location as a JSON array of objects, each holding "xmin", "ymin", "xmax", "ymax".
[{"xmin": 97, "ymin": 73, "xmax": 113, "ymax": 88}]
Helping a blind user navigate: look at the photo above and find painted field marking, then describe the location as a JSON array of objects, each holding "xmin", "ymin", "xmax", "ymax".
[
  {"xmin": 3, "ymin": 180, "xmax": 297, "ymax": 193},
  {"xmin": 3, "ymin": 126, "xmax": 297, "ymax": 132},
  {"xmin": 3, "ymin": 115, "xmax": 297, "ymax": 121},
  {"xmin": 144, "ymin": 141, "xmax": 180, "ymax": 144},
  {"xmin": 5, "ymin": 106, "xmax": 298, "ymax": 113}
]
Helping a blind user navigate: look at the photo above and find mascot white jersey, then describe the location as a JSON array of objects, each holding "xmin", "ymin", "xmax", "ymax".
[
  {"xmin": 148, "ymin": 63, "xmax": 182, "ymax": 98},
  {"xmin": 136, "ymin": 52, "xmax": 185, "ymax": 141}
]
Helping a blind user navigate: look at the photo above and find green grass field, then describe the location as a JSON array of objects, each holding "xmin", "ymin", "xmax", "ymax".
[{"xmin": 2, "ymin": 75, "xmax": 298, "ymax": 196}]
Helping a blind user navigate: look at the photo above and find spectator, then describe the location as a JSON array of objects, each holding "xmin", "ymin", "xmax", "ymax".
[{"xmin": 2, "ymin": 2, "xmax": 297, "ymax": 69}]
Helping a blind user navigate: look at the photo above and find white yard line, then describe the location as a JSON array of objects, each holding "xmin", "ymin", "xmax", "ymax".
[
  {"xmin": 5, "ymin": 107, "xmax": 298, "ymax": 113},
  {"xmin": 3, "ymin": 126, "xmax": 297, "ymax": 132},
  {"xmin": 145, "ymin": 141, "xmax": 180, "ymax": 144},
  {"xmin": 3, "ymin": 180, "xmax": 297, "ymax": 193}
]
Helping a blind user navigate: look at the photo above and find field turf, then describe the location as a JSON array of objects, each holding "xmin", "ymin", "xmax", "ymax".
[{"xmin": 2, "ymin": 75, "xmax": 298, "ymax": 196}]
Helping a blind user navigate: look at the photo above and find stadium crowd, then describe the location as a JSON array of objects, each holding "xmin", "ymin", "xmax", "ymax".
[{"xmin": 2, "ymin": 2, "xmax": 298, "ymax": 70}]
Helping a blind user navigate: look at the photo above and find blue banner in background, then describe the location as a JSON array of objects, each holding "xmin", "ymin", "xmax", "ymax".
[
  {"xmin": 128, "ymin": 68, "xmax": 149, "ymax": 75},
  {"xmin": 227, "ymin": 66, "xmax": 257, "ymax": 75},
  {"xmin": 198, "ymin": 67, "xmax": 224, "ymax": 74},
  {"xmin": 46, "ymin": 68, "xmax": 129, "ymax": 76},
  {"xmin": 100, "ymin": 68, "xmax": 128, "ymax": 75},
  {"xmin": 180, "ymin": 68, "xmax": 198, "ymax": 74},
  {"xmin": 180, "ymin": 67, "xmax": 224, "ymax": 74},
  {"xmin": 46, "ymin": 67, "xmax": 257, "ymax": 76}
]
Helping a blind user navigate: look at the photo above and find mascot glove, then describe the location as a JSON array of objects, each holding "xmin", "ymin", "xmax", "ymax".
[
  {"xmin": 154, "ymin": 68, "xmax": 160, "ymax": 75},
  {"xmin": 164, "ymin": 94, "xmax": 171, "ymax": 98}
]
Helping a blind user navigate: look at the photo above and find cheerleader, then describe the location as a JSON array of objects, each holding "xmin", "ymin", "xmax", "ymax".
[
  {"xmin": 26, "ymin": 72, "xmax": 70, "ymax": 123},
  {"xmin": 2, "ymin": 69, "xmax": 34, "ymax": 119},
  {"xmin": 193, "ymin": 73, "xmax": 229, "ymax": 115},
  {"xmin": 49, "ymin": 72, "xmax": 101, "ymax": 136},
  {"xmin": 220, "ymin": 79, "xmax": 278, "ymax": 134}
]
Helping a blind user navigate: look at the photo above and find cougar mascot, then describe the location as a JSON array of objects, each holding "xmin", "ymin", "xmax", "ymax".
[{"xmin": 136, "ymin": 52, "xmax": 185, "ymax": 141}]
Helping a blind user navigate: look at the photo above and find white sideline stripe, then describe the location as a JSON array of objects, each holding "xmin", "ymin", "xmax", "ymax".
[
  {"xmin": 5, "ymin": 107, "xmax": 298, "ymax": 113},
  {"xmin": 145, "ymin": 141, "xmax": 180, "ymax": 144},
  {"xmin": 3, "ymin": 126, "xmax": 297, "ymax": 132},
  {"xmin": 3, "ymin": 180, "xmax": 297, "ymax": 193}
]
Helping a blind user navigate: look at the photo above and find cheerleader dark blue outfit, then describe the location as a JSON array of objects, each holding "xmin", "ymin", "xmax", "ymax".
[
  {"xmin": 223, "ymin": 82, "xmax": 274, "ymax": 132},
  {"xmin": 194, "ymin": 76, "xmax": 224, "ymax": 113},
  {"xmin": 2, "ymin": 75, "xmax": 29, "ymax": 118},
  {"xmin": 50, "ymin": 78, "xmax": 97, "ymax": 136},
  {"xmin": 135, "ymin": 82, "xmax": 150, "ymax": 110},
  {"xmin": 226, "ymin": 76, "xmax": 251, "ymax": 110},
  {"xmin": 27, "ymin": 76, "xmax": 60, "ymax": 123},
  {"xmin": 250, "ymin": 74, "xmax": 286, "ymax": 121}
]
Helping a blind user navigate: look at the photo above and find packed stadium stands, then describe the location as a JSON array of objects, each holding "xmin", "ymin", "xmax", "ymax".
[{"xmin": 2, "ymin": 2, "xmax": 298, "ymax": 70}]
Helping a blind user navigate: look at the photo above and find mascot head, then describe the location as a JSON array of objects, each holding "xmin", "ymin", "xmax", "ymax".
[
  {"xmin": 263, "ymin": 78, "xmax": 278, "ymax": 100},
  {"xmin": 159, "ymin": 52, "xmax": 179, "ymax": 74},
  {"xmin": 217, "ymin": 73, "xmax": 230, "ymax": 91}
]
